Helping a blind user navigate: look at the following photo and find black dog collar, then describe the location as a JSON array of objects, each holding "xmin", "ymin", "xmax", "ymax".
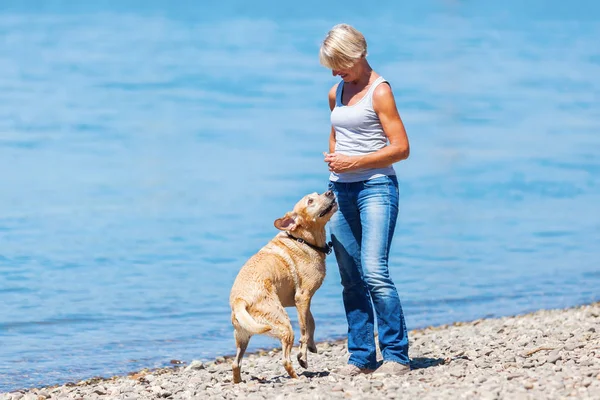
[{"xmin": 286, "ymin": 233, "xmax": 333, "ymax": 255}]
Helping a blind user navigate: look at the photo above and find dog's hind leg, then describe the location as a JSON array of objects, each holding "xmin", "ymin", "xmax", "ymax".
[
  {"xmin": 232, "ymin": 328, "xmax": 250, "ymax": 384},
  {"xmin": 295, "ymin": 291, "xmax": 317, "ymax": 369},
  {"xmin": 251, "ymin": 296, "xmax": 298, "ymax": 380},
  {"xmin": 264, "ymin": 304, "xmax": 298, "ymax": 379},
  {"xmin": 277, "ymin": 322, "xmax": 298, "ymax": 380}
]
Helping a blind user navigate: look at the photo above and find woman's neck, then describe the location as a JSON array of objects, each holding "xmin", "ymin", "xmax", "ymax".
[{"xmin": 350, "ymin": 61, "xmax": 374, "ymax": 87}]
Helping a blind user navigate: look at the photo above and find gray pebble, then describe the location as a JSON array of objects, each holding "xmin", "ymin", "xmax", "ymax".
[
  {"xmin": 548, "ymin": 351, "xmax": 561, "ymax": 364},
  {"xmin": 331, "ymin": 384, "xmax": 344, "ymax": 392},
  {"xmin": 185, "ymin": 360, "xmax": 205, "ymax": 371}
]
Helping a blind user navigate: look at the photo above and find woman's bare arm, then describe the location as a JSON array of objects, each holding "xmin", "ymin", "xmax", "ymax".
[
  {"xmin": 325, "ymin": 83, "xmax": 409, "ymax": 173},
  {"xmin": 328, "ymin": 84, "xmax": 337, "ymax": 153}
]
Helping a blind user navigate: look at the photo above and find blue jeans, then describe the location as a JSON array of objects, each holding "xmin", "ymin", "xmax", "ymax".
[{"xmin": 328, "ymin": 175, "xmax": 409, "ymax": 369}]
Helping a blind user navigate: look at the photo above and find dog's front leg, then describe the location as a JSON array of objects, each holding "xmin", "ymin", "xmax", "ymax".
[
  {"xmin": 295, "ymin": 290, "xmax": 313, "ymax": 369},
  {"xmin": 306, "ymin": 308, "xmax": 318, "ymax": 353}
]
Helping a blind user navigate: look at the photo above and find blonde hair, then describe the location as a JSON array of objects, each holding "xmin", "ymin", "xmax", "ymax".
[{"xmin": 319, "ymin": 24, "xmax": 368, "ymax": 70}]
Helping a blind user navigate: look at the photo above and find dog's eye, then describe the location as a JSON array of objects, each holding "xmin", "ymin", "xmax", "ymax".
[{"xmin": 307, "ymin": 198, "xmax": 314, "ymax": 205}]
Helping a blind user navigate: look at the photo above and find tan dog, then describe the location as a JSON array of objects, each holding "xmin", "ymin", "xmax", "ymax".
[{"xmin": 229, "ymin": 190, "xmax": 337, "ymax": 383}]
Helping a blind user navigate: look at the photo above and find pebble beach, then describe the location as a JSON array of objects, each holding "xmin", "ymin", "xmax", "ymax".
[{"xmin": 2, "ymin": 302, "xmax": 599, "ymax": 400}]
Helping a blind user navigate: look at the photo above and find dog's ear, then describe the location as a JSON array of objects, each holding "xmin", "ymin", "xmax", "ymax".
[{"xmin": 274, "ymin": 212, "xmax": 298, "ymax": 231}]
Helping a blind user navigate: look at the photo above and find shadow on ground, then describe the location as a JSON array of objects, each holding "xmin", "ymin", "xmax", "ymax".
[
  {"xmin": 410, "ymin": 357, "xmax": 447, "ymax": 369},
  {"xmin": 244, "ymin": 356, "xmax": 453, "ymax": 384}
]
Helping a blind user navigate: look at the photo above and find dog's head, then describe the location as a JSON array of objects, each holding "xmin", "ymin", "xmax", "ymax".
[{"xmin": 274, "ymin": 190, "xmax": 337, "ymax": 232}]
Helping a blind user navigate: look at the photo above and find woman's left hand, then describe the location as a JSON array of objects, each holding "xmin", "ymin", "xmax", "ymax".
[{"xmin": 324, "ymin": 152, "xmax": 359, "ymax": 173}]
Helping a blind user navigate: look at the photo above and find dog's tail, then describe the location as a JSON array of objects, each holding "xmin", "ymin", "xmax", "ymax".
[{"xmin": 232, "ymin": 300, "xmax": 271, "ymax": 334}]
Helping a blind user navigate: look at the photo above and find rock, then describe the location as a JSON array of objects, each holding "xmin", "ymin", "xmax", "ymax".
[
  {"xmin": 465, "ymin": 350, "xmax": 478, "ymax": 359},
  {"xmin": 548, "ymin": 351, "xmax": 561, "ymax": 364},
  {"xmin": 536, "ymin": 356, "xmax": 548, "ymax": 366},
  {"xmin": 564, "ymin": 343, "xmax": 583, "ymax": 351},
  {"xmin": 523, "ymin": 361, "xmax": 535, "ymax": 369},
  {"xmin": 582, "ymin": 379, "xmax": 592, "ymax": 387},
  {"xmin": 580, "ymin": 359, "xmax": 595, "ymax": 367},
  {"xmin": 450, "ymin": 369, "xmax": 466, "ymax": 378},
  {"xmin": 331, "ymin": 384, "xmax": 344, "ymax": 392},
  {"xmin": 185, "ymin": 360, "xmax": 205, "ymax": 371}
]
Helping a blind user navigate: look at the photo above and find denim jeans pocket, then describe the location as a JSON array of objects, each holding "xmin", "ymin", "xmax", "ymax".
[
  {"xmin": 362, "ymin": 175, "xmax": 392, "ymax": 188},
  {"xmin": 362, "ymin": 175, "xmax": 399, "ymax": 198}
]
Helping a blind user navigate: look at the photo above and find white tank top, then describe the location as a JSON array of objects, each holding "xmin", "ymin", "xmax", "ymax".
[{"xmin": 329, "ymin": 76, "xmax": 396, "ymax": 183}]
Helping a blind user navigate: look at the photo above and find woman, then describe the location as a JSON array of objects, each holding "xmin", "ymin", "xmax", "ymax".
[{"xmin": 320, "ymin": 23, "xmax": 411, "ymax": 377}]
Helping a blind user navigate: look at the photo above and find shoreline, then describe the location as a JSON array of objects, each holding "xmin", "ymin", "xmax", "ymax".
[{"xmin": 2, "ymin": 302, "xmax": 599, "ymax": 399}]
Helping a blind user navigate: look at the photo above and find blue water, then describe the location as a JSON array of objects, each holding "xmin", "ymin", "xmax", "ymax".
[{"xmin": 1, "ymin": 0, "xmax": 599, "ymax": 392}]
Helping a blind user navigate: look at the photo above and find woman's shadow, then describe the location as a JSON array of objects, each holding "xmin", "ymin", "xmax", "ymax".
[{"xmin": 409, "ymin": 356, "xmax": 447, "ymax": 369}]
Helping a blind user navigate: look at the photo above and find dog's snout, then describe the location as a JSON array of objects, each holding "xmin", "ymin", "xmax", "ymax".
[{"xmin": 325, "ymin": 190, "xmax": 333, "ymax": 198}]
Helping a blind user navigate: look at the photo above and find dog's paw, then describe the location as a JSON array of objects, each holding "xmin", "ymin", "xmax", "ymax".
[{"xmin": 297, "ymin": 352, "xmax": 308, "ymax": 369}]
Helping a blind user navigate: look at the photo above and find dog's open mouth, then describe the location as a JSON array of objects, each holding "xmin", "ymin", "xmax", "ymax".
[{"xmin": 318, "ymin": 200, "xmax": 337, "ymax": 217}]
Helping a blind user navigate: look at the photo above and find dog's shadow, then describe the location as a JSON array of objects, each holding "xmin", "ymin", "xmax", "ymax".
[
  {"xmin": 249, "ymin": 370, "xmax": 330, "ymax": 384},
  {"xmin": 300, "ymin": 370, "xmax": 330, "ymax": 378}
]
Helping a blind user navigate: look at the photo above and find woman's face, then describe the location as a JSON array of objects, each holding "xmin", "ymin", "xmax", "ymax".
[{"xmin": 331, "ymin": 59, "xmax": 362, "ymax": 83}]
